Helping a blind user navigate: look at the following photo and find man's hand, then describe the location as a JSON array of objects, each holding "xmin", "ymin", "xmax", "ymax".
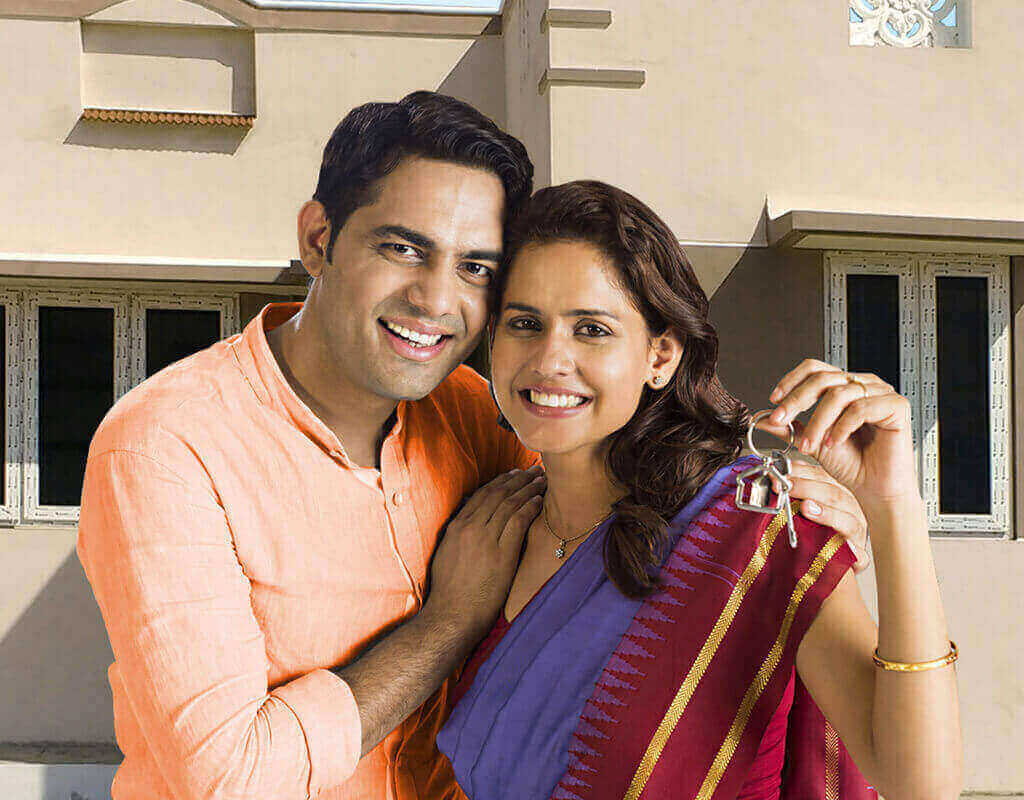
[{"xmin": 424, "ymin": 465, "xmax": 546, "ymax": 640}]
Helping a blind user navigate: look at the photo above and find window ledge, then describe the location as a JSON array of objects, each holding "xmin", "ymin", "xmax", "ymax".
[
  {"xmin": 769, "ymin": 210, "xmax": 1024, "ymax": 255},
  {"xmin": 81, "ymin": 108, "xmax": 255, "ymax": 127}
]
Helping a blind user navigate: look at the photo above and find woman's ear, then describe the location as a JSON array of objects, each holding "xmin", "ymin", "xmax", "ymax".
[
  {"xmin": 647, "ymin": 328, "xmax": 684, "ymax": 389},
  {"xmin": 297, "ymin": 200, "xmax": 332, "ymax": 278}
]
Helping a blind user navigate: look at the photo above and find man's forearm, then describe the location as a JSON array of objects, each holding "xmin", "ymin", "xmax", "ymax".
[{"xmin": 332, "ymin": 607, "xmax": 477, "ymax": 757}]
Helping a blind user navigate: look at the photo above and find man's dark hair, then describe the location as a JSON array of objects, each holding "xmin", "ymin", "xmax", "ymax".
[{"xmin": 313, "ymin": 91, "xmax": 534, "ymax": 262}]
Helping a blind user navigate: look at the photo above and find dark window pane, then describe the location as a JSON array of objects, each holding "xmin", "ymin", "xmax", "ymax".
[
  {"xmin": 0, "ymin": 305, "xmax": 5, "ymax": 506},
  {"xmin": 847, "ymin": 275, "xmax": 901, "ymax": 393},
  {"xmin": 146, "ymin": 309, "xmax": 221, "ymax": 378},
  {"xmin": 39, "ymin": 306, "xmax": 114, "ymax": 506},
  {"xmin": 936, "ymin": 277, "xmax": 990, "ymax": 514}
]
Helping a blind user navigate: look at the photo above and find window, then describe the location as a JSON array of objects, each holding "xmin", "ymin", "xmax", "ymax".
[
  {"xmin": 0, "ymin": 282, "xmax": 243, "ymax": 526},
  {"xmin": 825, "ymin": 252, "xmax": 1010, "ymax": 536}
]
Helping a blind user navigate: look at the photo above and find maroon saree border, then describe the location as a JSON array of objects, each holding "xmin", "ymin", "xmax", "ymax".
[{"xmin": 550, "ymin": 464, "xmax": 868, "ymax": 800}]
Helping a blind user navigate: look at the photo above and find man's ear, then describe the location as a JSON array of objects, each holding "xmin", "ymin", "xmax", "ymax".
[{"xmin": 297, "ymin": 200, "xmax": 332, "ymax": 278}]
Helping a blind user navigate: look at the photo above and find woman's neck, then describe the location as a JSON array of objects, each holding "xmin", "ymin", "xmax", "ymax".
[{"xmin": 540, "ymin": 447, "xmax": 623, "ymax": 538}]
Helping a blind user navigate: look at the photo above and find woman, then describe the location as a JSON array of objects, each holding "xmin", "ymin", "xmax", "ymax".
[{"xmin": 428, "ymin": 181, "xmax": 961, "ymax": 800}]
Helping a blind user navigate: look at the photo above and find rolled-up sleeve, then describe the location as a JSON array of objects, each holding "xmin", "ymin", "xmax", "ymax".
[{"xmin": 77, "ymin": 448, "xmax": 362, "ymax": 800}]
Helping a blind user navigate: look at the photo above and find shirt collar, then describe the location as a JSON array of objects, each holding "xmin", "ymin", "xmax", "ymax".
[{"xmin": 231, "ymin": 301, "xmax": 407, "ymax": 468}]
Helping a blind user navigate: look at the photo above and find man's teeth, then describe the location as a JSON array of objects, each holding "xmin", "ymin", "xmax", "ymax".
[
  {"xmin": 528, "ymin": 390, "xmax": 586, "ymax": 408},
  {"xmin": 384, "ymin": 321, "xmax": 443, "ymax": 347}
]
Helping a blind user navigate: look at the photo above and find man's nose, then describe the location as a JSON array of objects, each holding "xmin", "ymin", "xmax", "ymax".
[{"xmin": 406, "ymin": 263, "xmax": 459, "ymax": 320}]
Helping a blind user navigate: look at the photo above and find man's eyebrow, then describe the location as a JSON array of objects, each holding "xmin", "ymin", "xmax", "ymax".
[
  {"xmin": 464, "ymin": 249, "xmax": 502, "ymax": 263},
  {"xmin": 371, "ymin": 225, "xmax": 436, "ymax": 251},
  {"xmin": 503, "ymin": 302, "xmax": 620, "ymax": 321},
  {"xmin": 371, "ymin": 226, "xmax": 500, "ymax": 262}
]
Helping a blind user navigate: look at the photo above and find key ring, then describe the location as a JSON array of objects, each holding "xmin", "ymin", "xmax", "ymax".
[
  {"xmin": 735, "ymin": 409, "xmax": 800, "ymax": 548},
  {"xmin": 746, "ymin": 409, "xmax": 795, "ymax": 459}
]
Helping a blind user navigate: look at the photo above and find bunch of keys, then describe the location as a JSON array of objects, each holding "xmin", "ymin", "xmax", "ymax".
[{"xmin": 735, "ymin": 409, "xmax": 799, "ymax": 548}]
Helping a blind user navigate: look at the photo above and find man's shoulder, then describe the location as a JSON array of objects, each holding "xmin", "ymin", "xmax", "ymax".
[{"xmin": 89, "ymin": 336, "xmax": 246, "ymax": 459}]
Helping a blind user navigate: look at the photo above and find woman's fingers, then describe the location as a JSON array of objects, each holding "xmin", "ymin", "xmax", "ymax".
[
  {"xmin": 770, "ymin": 461, "xmax": 871, "ymax": 572},
  {"xmin": 826, "ymin": 392, "xmax": 911, "ymax": 448}
]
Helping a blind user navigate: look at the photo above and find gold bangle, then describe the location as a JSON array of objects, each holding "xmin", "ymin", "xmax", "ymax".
[{"xmin": 872, "ymin": 641, "xmax": 958, "ymax": 672}]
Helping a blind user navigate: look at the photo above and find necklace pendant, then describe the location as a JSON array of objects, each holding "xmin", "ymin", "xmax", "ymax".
[{"xmin": 555, "ymin": 540, "xmax": 567, "ymax": 559}]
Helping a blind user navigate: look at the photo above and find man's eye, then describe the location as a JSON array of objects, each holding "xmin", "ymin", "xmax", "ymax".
[
  {"xmin": 508, "ymin": 317, "xmax": 541, "ymax": 331},
  {"xmin": 385, "ymin": 243, "xmax": 420, "ymax": 258},
  {"xmin": 463, "ymin": 263, "xmax": 495, "ymax": 283}
]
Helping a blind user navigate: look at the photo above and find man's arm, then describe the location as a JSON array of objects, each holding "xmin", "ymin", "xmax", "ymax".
[
  {"xmin": 78, "ymin": 448, "xmax": 543, "ymax": 800},
  {"xmin": 333, "ymin": 466, "xmax": 545, "ymax": 756}
]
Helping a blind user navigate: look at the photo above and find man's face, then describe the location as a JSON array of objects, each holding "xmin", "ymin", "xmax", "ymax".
[{"xmin": 312, "ymin": 157, "xmax": 505, "ymax": 401}]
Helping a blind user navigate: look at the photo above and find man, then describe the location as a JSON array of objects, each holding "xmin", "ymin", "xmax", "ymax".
[{"xmin": 78, "ymin": 91, "xmax": 542, "ymax": 800}]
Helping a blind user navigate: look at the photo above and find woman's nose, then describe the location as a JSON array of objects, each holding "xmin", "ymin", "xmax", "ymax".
[{"xmin": 533, "ymin": 332, "xmax": 575, "ymax": 375}]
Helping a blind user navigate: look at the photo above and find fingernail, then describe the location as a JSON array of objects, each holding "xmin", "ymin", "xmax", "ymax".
[
  {"xmin": 804, "ymin": 500, "xmax": 821, "ymax": 516},
  {"xmin": 769, "ymin": 388, "xmax": 780, "ymax": 402},
  {"xmin": 800, "ymin": 438, "xmax": 810, "ymax": 452}
]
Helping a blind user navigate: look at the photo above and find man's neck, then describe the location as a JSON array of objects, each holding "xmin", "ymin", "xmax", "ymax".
[{"xmin": 266, "ymin": 309, "xmax": 398, "ymax": 468}]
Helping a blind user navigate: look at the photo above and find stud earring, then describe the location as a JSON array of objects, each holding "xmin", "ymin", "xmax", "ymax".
[{"xmin": 651, "ymin": 376, "xmax": 662, "ymax": 386}]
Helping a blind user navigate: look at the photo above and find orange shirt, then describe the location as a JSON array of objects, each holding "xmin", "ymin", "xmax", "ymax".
[{"xmin": 77, "ymin": 302, "xmax": 537, "ymax": 800}]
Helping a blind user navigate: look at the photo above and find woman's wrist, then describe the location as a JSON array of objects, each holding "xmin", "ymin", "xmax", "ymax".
[{"xmin": 854, "ymin": 489, "xmax": 926, "ymax": 531}]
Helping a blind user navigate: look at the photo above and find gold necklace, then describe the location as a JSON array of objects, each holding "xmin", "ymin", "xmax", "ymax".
[{"xmin": 541, "ymin": 504, "xmax": 612, "ymax": 559}]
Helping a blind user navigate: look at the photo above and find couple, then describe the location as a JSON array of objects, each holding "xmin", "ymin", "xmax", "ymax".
[{"xmin": 77, "ymin": 91, "xmax": 961, "ymax": 800}]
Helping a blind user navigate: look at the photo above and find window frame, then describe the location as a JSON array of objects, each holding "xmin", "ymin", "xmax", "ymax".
[
  {"xmin": 825, "ymin": 251, "xmax": 1012, "ymax": 538},
  {"xmin": 0, "ymin": 291, "xmax": 23, "ymax": 525},
  {"xmin": 0, "ymin": 279, "xmax": 255, "ymax": 527},
  {"xmin": 130, "ymin": 293, "xmax": 239, "ymax": 386},
  {"xmin": 23, "ymin": 288, "xmax": 132, "ymax": 524},
  {"xmin": 919, "ymin": 256, "xmax": 1011, "ymax": 533}
]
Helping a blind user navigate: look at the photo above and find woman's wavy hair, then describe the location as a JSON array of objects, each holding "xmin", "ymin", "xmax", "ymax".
[{"xmin": 492, "ymin": 180, "xmax": 749, "ymax": 598}]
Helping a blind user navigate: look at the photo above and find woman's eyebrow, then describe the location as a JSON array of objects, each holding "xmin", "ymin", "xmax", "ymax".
[{"xmin": 503, "ymin": 302, "xmax": 620, "ymax": 321}]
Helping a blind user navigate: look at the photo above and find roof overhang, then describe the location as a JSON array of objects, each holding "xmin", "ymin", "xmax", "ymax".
[
  {"xmin": 768, "ymin": 210, "xmax": 1024, "ymax": 255},
  {"xmin": 240, "ymin": 0, "xmax": 502, "ymax": 12}
]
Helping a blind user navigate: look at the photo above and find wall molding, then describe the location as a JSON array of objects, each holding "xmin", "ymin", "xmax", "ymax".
[
  {"xmin": 538, "ymin": 66, "xmax": 645, "ymax": 93},
  {"xmin": 541, "ymin": 8, "xmax": 611, "ymax": 30}
]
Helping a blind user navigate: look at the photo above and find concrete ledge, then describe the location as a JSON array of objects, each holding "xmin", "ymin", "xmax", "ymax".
[
  {"xmin": 539, "ymin": 67, "xmax": 645, "ymax": 93},
  {"xmin": 0, "ymin": 762, "xmax": 116, "ymax": 800},
  {"xmin": 0, "ymin": 253, "xmax": 309, "ymax": 285},
  {"xmin": 1, "ymin": 2, "xmax": 502, "ymax": 36},
  {"xmin": 542, "ymin": 8, "xmax": 612, "ymax": 29},
  {"xmin": 0, "ymin": 744, "xmax": 121, "ymax": 765},
  {"xmin": 768, "ymin": 210, "xmax": 1024, "ymax": 255}
]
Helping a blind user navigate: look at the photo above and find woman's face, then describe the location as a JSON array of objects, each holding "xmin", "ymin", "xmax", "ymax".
[{"xmin": 491, "ymin": 240, "xmax": 665, "ymax": 458}]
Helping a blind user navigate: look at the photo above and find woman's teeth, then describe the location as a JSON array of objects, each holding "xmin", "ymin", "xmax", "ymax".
[
  {"xmin": 384, "ymin": 321, "xmax": 443, "ymax": 347},
  {"xmin": 528, "ymin": 390, "xmax": 586, "ymax": 408}
]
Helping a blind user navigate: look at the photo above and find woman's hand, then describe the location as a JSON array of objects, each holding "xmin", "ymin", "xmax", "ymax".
[
  {"xmin": 755, "ymin": 359, "xmax": 921, "ymax": 514},
  {"xmin": 768, "ymin": 459, "xmax": 871, "ymax": 572}
]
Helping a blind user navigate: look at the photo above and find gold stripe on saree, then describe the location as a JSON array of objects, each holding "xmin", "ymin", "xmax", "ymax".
[
  {"xmin": 825, "ymin": 721, "xmax": 841, "ymax": 800},
  {"xmin": 694, "ymin": 533, "xmax": 847, "ymax": 800},
  {"xmin": 622, "ymin": 507, "xmax": 790, "ymax": 800}
]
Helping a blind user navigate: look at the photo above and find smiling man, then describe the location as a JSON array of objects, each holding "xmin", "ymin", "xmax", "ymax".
[{"xmin": 76, "ymin": 92, "xmax": 542, "ymax": 800}]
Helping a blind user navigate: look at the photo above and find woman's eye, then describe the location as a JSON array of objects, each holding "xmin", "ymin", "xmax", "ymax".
[
  {"xmin": 579, "ymin": 323, "xmax": 610, "ymax": 337},
  {"xmin": 507, "ymin": 316, "xmax": 541, "ymax": 331}
]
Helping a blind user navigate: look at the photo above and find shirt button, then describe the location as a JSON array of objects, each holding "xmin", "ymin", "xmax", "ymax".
[{"xmin": 392, "ymin": 490, "xmax": 404, "ymax": 506}]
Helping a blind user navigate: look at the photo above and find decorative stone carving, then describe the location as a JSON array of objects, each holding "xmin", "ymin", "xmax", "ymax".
[{"xmin": 849, "ymin": 0, "xmax": 966, "ymax": 48}]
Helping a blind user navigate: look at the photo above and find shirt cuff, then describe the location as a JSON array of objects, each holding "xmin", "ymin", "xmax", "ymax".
[{"xmin": 271, "ymin": 668, "xmax": 362, "ymax": 793}]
